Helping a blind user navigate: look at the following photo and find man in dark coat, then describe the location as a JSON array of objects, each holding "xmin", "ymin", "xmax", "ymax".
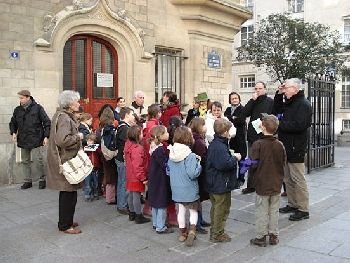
[
  {"xmin": 9, "ymin": 90, "xmax": 51, "ymax": 189},
  {"xmin": 240, "ymin": 82, "xmax": 274, "ymax": 194},
  {"xmin": 275, "ymin": 78, "xmax": 312, "ymax": 221}
]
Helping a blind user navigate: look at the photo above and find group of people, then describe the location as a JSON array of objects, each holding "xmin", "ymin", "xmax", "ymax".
[{"xmin": 9, "ymin": 77, "xmax": 312, "ymax": 247}]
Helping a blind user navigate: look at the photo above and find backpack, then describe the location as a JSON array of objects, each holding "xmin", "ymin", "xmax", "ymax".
[{"xmin": 101, "ymin": 127, "xmax": 118, "ymax": 161}]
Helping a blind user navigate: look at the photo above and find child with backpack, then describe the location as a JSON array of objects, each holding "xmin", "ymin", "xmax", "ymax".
[
  {"xmin": 167, "ymin": 126, "xmax": 202, "ymax": 247},
  {"xmin": 124, "ymin": 125, "xmax": 150, "ymax": 224},
  {"xmin": 148, "ymin": 125, "xmax": 173, "ymax": 234}
]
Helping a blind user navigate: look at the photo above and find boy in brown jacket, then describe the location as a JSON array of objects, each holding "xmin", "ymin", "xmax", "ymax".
[{"xmin": 249, "ymin": 114, "xmax": 286, "ymax": 247}]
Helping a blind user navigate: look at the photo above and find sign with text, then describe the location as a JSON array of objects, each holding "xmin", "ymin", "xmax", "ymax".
[
  {"xmin": 207, "ymin": 51, "xmax": 221, "ymax": 69},
  {"xmin": 9, "ymin": 50, "xmax": 20, "ymax": 60},
  {"xmin": 96, "ymin": 73, "xmax": 113, "ymax": 87}
]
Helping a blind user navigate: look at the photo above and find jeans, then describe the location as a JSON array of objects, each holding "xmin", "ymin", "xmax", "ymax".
[
  {"xmin": 115, "ymin": 160, "xmax": 128, "ymax": 209},
  {"xmin": 152, "ymin": 207, "xmax": 167, "ymax": 232},
  {"xmin": 83, "ymin": 170, "xmax": 99, "ymax": 199}
]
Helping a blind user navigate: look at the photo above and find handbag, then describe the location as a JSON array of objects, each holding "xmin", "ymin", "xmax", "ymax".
[
  {"xmin": 59, "ymin": 149, "xmax": 93, "ymax": 184},
  {"xmin": 54, "ymin": 112, "xmax": 93, "ymax": 184}
]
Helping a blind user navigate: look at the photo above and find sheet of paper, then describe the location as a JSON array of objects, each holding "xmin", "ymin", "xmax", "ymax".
[{"xmin": 251, "ymin": 118, "xmax": 262, "ymax": 134}]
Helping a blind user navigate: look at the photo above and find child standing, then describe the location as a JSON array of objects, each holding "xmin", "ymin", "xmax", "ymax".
[
  {"xmin": 249, "ymin": 114, "xmax": 286, "ymax": 247},
  {"xmin": 188, "ymin": 117, "xmax": 210, "ymax": 234},
  {"xmin": 167, "ymin": 127, "xmax": 202, "ymax": 247},
  {"xmin": 148, "ymin": 125, "xmax": 173, "ymax": 234},
  {"xmin": 124, "ymin": 125, "xmax": 150, "ymax": 224},
  {"xmin": 185, "ymin": 97, "xmax": 200, "ymax": 125},
  {"xmin": 206, "ymin": 118, "xmax": 241, "ymax": 243},
  {"xmin": 83, "ymin": 134, "xmax": 101, "ymax": 201},
  {"xmin": 78, "ymin": 112, "xmax": 93, "ymax": 146}
]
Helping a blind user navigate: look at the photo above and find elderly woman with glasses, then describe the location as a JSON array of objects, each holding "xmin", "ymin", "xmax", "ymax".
[{"xmin": 47, "ymin": 90, "xmax": 84, "ymax": 234}]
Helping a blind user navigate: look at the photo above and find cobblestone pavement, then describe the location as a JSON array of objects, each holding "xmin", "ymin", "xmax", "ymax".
[{"xmin": 1, "ymin": 148, "xmax": 350, "ymax": 263}]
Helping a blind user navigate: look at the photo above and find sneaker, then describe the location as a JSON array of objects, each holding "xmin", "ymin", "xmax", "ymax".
[
  {"xmin": 242, "ymin": 188, "xmax": 255, "ymax": 195},
  {"xmin": 20, "ymin": 182, "xmax": 32, "ymax": 189},
  {"xmin": 289, "ymin": 210, "xmax": 309, "ymax": 221},
  {"xmin": 250, "ymin": 236, "xmax": 267, "ymax": 247},
  {"xmin": 117, "ymin": 208, "xmax": 129, "ymax": 215},
  {"xmin": 135, "ymin": 214, "xmax": 151, "ymax": 224},
  {"xmin": 38, "ymin": 180, "xmax": 46, "ymax": 189},
  {"xmin": 279, "ymin": 205, "xmax": 297, "ymax": 214},
  {"xmin": 129, "ymin": 212, "xmax": 136, "ymax": 221},
  {"xmin": 156, "ymin": 228, "xmax": 174, "ymax": 234},
  {"xmin": 269, "ymin": 234, "xmax": 279, "ymax": 245},
  {"xmin": 210, "ymin": 233, "xmax": 232, "ymax": 243}
]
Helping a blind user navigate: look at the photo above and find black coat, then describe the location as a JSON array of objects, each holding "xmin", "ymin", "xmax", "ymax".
[
  {"xmin": 9, "ymin": 97, "xmax": 51, "ymax": 149},
  {"xmin": 148, "ymin": 145, "xmax": 171, "ymax": 208},
  {"xmin": 205, "ymin": 135, "xmax": 238, "ymax": 194},
  {"xmin": 241, "ymin": 95, "xmax": 274, "ymax": 144},
  {"xmin": 78, "ymin": 123, "xmax": 91, "ymax": 146},
  {"xmin": 224, "ymin": 104, "xmax": 247, "ymax": 158},
  {"xmin": 191, "ymin": 133, "xmax": 209, "ymax": 201},
  {"xmin": 274, "ymin": 90, "xmax": 312, "ymax": 163}
]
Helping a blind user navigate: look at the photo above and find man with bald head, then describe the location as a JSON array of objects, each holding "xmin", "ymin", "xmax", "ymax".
[
  {"xmin": 130, "ymin": 90, "xmax": 147, "ymax": 124},
  {"xmin": 274, "ymin": 78, "xmax": 312, "ymax": 221}
]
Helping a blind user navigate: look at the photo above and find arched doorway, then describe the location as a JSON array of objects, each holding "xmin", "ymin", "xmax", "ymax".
[{"xmin": 63, "ymin": 34, "xmax": 118, "ymax": 120}]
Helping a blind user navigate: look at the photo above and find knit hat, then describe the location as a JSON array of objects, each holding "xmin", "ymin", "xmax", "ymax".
[
  {"xmin": 17, "ymin": 90, "xmax": 31, "ymax": 97},
  {"xmin": 197, "ymin": 92, "xmax": 208, "ymax": 102}
]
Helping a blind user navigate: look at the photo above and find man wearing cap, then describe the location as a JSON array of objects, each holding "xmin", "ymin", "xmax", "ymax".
[
  {"xmin": 9, "ymin": 90, "xmax": 51, "ymax": 189},
  {"xmin": 197, "ymin": 92, "xmax": 209, "ymax": 118}
]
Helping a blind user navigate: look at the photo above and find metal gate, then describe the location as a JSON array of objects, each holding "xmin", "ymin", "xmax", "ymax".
[{"xmin": 307, "ymin": 77, "xmax": 335, "ymax": 173}]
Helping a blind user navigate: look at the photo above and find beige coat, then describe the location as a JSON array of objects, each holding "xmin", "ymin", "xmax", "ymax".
[{"xmin": 47, "ymin": 109, "xmax": 82, "ymax": 191}]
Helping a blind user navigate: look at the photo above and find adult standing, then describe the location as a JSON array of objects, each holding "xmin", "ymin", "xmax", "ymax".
[
  {"xmin": 114, "ymin": 97, "xmax": 126, "ymax": 122},
  {"xmin": 130, "ymin": 91, "xmax": 147, "ymax": 124},
  {"xmin": 240, "ymin": 82, "xmax": 274, "ymax": 194},
  {"xmin": 160, "ymin": 91, "xmax": 181, "ymax": 128},
  {"xmin": 47, "ymin": 90, "xmax": 83, "ymax": 234},
  {"xmin": 9, "ymin": 90, "xmax": 51, "ymax": 190},
  {"xmin": 275, "ymin": 78, "xmax": 312, "ymax": 221}
]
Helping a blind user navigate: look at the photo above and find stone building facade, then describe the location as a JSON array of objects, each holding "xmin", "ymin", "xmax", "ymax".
[{"xmin": 0, "ymin": 0, "xmax": 250, "ymax": 184}]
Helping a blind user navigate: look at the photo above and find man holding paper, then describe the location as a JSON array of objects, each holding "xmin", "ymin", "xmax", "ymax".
[{"xmin": 240, "ymin": 81, "xmax": 274, "ymax": 194}]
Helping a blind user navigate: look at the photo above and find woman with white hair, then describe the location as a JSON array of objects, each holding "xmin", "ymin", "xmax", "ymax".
[{"xmin": 47, "ymin": 90, "xmax": 84, "ymax": 234}]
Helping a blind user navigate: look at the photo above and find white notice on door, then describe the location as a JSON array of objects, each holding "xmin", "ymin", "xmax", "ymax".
[{"xmin": 96, "ymin": 73, "xmax": 113, "ymax": 87}]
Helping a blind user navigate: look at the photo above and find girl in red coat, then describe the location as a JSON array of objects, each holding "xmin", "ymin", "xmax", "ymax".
[{"xmin": 124, "ymin": 125, "xmax": 150, "ymax": 224}]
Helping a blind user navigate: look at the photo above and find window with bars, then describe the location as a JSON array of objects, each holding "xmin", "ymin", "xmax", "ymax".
[
  {"xmin": 245, "ymin": 0, "xmax": 254, "ymax": 12},
  {"xmin": 241, "ymin": 25, "xmax": 254, "ymax": 46},
  {"xmin": 288, "ymin": 0, "xmax": 304, "ymax": 13},
  {"xmin": 344, "ymin": 19, "xmax": 350, "ymax": 44},
  {"xmin": 341, "ymin": 76, "xmax": 350, "ymax": 108},
  {"xmin": 240, "ymin": 75, "xmax": 255, "ymax": 88},
  {"xmin": 154, "ymin": 47, "xmax": 184, "ymax": 103}
]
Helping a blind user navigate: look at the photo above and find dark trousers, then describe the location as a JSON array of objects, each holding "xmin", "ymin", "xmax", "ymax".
[{"xmin": 58, "ymin": 191, "xmax": 77, "ymax": 231}]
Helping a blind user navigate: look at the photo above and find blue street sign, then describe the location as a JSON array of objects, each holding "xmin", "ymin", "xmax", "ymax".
[
  {"xmin": 9, "ymin": 51, "xmax": 20, "ymax": 60},
  {"xmin": 208, "ymin": 51, "xmax": 221, "ymax": 68}
]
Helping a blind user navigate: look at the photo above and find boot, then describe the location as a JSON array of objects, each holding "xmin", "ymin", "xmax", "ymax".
[
  {"xmin": 129, "ymin": 212, "xmax": 136, "ymax": 221},
  {"xmin": 250, "ymin": 236, "xmax": 267, "ymax": 247},
  {"xmin": 185, "ymin": 224, "xmax": 196, "ymax": 247},
  {"xmin": 269, "ymin": 233, "xmax": 279, "ymax": 245},
  {"xmin": 178, "ymin": 228, "xmax": 187, "ymax": 242},
  {"xmin": 135, "ymin": 214, "xmax": 150, "ymax": 224}
]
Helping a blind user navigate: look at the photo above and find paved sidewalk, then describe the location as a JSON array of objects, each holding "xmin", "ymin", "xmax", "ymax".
[{"xmin": 1, "ymin": 148, "xmax": 350, "ymax": 263}]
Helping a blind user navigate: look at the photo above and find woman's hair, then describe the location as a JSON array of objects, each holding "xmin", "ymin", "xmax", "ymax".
[
  {"xmin": 228, "ymin": 92, "xmax": 241, "ymax": 104},
  {"xmin": 188, "ymin": 117, "xmax": 205, "ymax": 136},
  {"xmin": 98, "ymin": 104, "xmax": 114, "ymax": 118},
  {"xmin": 99, "ymin": 107, "xmax": 114, "ymax": 128},
  {"xmin": 149, "ymin": 125, "xmax": 167, "ymax": 145},
  {"xmin": 147, "ymin": 104, "xmax": 161, "ymax": 119},
  {"xmin": 163, "ymin": 91, "xmax": 178, "ymax": 104},
  {"xmin": 80, "ymin": 112, "xmax": 92, "ymax": 123},
  {"xmin": 168, "ymin": 116, "xmax": 183, "ymax": 145},
  {"xmin": 173, "ymin": 126, "xmax": 194, "ymax": 146},
  {"xmin": 127, "ymin": 125, "xmax": 142, "ymax": 144},
  {"xmin": 58, "ymin": 90, "xmax": 80, "ymax": 109}
]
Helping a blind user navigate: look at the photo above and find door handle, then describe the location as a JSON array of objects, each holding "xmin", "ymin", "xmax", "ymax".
[{"xmin": 83, "ymin": 97, "xmax": 90, "ymax": 104}]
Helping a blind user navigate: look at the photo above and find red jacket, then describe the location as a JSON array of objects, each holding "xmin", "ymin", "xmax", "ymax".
[
  {"xmin": 143, "ymin": 118, "xmax": 159, "ymax": 156},
  {"xmin": 160, "ymin": 104, "xmax": 181, "ymax": 128},
  {"xmin": 124, "ymin": 140, "xmax": 148, "ymax": 192}
]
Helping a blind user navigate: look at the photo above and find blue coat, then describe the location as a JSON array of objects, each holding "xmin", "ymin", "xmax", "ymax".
[
  {"xmin": 168, "ymin": 151, "xmax": 201, "ymax": 203},
  {"xmin": 205, "ymin": 135, "xmax": 238, "ymax": 194}
]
